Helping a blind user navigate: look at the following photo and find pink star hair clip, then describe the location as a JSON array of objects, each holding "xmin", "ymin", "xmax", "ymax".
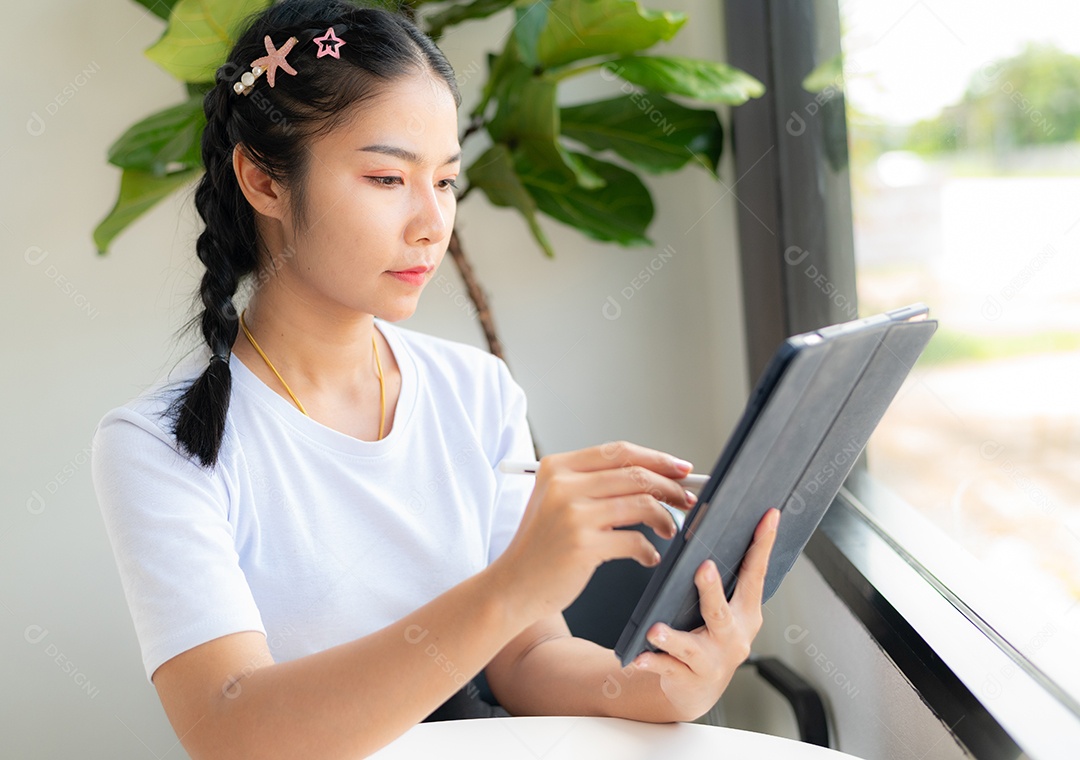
[
  {"xmin": 313, "ymin": 26, "xmax": 347, "ymax": 58},
  {"xmin": 233, "ymin": 34, "xmax": 299, "ymax": 95}
]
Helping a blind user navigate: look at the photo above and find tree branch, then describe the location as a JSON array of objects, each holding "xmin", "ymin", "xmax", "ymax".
[{"xmin": 447, "ymin": 227, "xmax": 503, "ymax": 361}]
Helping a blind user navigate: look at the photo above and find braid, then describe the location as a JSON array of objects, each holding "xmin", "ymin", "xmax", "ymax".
[{"xmin": 165, "ymin": 78, "xmax": 259, "ymax": 470}]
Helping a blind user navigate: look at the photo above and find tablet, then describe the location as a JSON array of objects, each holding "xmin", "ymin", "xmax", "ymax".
[{"xmin": 614, "ymin": 303, "xmax": 938, "ymax": 667}]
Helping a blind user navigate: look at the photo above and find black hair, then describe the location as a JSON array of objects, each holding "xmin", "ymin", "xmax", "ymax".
[{"xmin": 162, "ymin": 0, "xmax": 461, "ymax": 470}]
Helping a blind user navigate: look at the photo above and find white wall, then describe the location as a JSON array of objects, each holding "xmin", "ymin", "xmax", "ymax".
[{"xmin": 1, "ymin": 1, "xmax": 747, "ymax": 756}]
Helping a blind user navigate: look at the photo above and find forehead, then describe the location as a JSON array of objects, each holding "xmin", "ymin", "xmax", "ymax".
[{"xmin": 320, "ymin": 72, "xmax": 459, "ymax": 157}]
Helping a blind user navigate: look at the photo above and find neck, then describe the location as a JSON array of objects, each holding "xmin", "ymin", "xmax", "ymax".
[{"xmin": 232, "ymin": 291, "xmax": 383, "ymax": 401}]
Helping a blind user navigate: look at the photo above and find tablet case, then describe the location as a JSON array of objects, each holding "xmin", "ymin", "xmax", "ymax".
[{"xmin": 614, "ymin": 305, "xmax": 938, "ymax": 667}]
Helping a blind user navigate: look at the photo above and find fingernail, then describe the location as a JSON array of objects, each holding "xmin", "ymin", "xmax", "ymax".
[
  {"xmin": 685, "ymin": 489, "xmax": 698, "ymax": 505},
  {"xmin": 671, "ymin": 457, "xmax": 692, "ymax": 472},
  {"xmin": 769, "ymin": 509, "xmax": 781, "ymax": 530},
  {"xmin": 705, "ymin": 560, "xmax": 718, "ymax": 582}
]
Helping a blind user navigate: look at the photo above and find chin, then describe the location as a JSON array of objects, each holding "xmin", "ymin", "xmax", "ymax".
[{"xmin": 374, "ymin": 301, "xmax": 421, "ymax": 322}]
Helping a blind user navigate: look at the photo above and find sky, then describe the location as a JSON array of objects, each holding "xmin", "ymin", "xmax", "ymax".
[{"xmin": 839, "ymin": 0, "xmax": 1080, "ymax": 123}]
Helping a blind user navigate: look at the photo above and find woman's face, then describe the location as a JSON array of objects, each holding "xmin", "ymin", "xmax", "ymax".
[{"xmin": 271, "ymin": 71, "xmax": 460, "ymax": 322}]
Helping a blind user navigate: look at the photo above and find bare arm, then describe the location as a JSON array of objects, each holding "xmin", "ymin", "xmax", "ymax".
[
  {"xmin": 486, "ymin": 613, "xmax": 683, "ymax": 722},
  {"xmin": 155, "ymin": 441, "xmax": 697, "ymax": 758},
  {"xmin": 154, "ymin": 562, "xmax": 532, "ymax": 760},
  {"xmin": 486, "ymin": 507, "xmax": 781, "ymax": 724}
]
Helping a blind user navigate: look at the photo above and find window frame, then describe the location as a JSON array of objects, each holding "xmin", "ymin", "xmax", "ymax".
[{"xmin": 722, "ymin": 0, "xmax": 1080, "ymax": 755}]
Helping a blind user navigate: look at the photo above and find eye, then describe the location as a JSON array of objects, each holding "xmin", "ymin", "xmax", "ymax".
[
  {"xmin": 366, "ymin": 176, "xmax": 402, "ymax": 187},
  {"xmin": 439, "ymin": 178, "xmax": 459, "ymax": 190}
]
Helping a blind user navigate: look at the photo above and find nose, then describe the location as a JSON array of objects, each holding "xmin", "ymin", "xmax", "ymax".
[{"xmin": 407, "ymin": 182, "xmax": 453, "ymax": 245}]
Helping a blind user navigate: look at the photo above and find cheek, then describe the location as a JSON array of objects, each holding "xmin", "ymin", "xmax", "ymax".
[
  {"xmin": 440, "ymin": 192, "xmax": 458, "ymax": 222},
  {"xmin": 308, "ymin": 182, "xmax": 390, "ymax": 239}
]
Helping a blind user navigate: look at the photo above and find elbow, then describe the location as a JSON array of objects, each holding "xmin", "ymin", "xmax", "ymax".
[
  {"xmin": 177, "ymin": 713, "xmax": 247, "ymax": 760},
  {"xmin": 169, "ymin": 681, "xmax": 261, "ymax": 760}
]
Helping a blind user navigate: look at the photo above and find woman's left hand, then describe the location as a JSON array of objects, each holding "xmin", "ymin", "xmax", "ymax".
[{"xmin": 631, "ymin": 507, "xmax": 781, "ymax": 722}]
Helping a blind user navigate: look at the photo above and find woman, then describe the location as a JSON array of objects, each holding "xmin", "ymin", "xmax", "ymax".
[{"xmin": 90, "ymin": 1, "xmax": 780, "ymax": 757}]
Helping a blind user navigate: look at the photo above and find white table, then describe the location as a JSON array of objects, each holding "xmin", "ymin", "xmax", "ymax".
[{"xmin": 369, "ymin": 715, "xmax": 866, "ymax": 758}]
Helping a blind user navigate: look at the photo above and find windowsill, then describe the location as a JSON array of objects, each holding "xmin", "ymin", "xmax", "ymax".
[{"xmin": 807, "ymin": 471, "xmax": 1080, "ymax": 759}]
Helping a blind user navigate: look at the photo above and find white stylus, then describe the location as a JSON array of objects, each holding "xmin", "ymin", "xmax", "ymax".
[{"xmin": 498, "ymin": 459, "xmax": 709, "ymax": 493}]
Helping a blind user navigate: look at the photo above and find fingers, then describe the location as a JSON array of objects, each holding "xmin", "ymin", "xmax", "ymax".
[
  {"xmin": 619, "ymin": 510, "xmax": 781, "ymax": 692},
  {"xmin": 694, "ymin": 556, "xmax": 734, "ymax": 633},
  {"xmin": 529, "ymin": 440, "xmax": 703, "ymax": 576},
  {"xmin": 732, "ymin": 508, "xmax": 781, "ymax": 615},
  {"xmin": 597, "ymin": 493, "xmax": 680, "ymax": 539},
  {"xmin": 636, "ymin": 557, "xmax": 738, "ymax": 677},
  {"xmin": 633, "ymin": 648, "xmax": 692, "ymax": 679},
  {"xmin": 540, "ymin": 440, "xmax": 694, "ymax": 482},
  {"xmin": 679, "ymin": 510, "xmax": 780, "ymax": 665},
  {"xmin": 640, "ymin": 615, "xmax": 716, "ymax": 678},
  {"xmin": 637, "ymin": 527, "xmax": 775, "ymax": 678},
  {"xmin": 601, "ymin": 527, "xmax": 665, "ymax": 568},
  {"xmin": 578, "ymin": 464, "xmax": 698, "ymax": 511}
]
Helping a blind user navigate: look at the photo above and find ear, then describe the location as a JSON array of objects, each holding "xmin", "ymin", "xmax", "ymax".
[{"xmin": 232, "ymin": 144, "xmax": 286, "ymax": 221}]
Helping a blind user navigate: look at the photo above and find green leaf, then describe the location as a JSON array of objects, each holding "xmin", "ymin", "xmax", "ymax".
[
  {"xmin": 802, "ymin": 53, "xmax": 844, "ymax": 94},
  {"xmin": 512, "ymin": 0, "xmax": 549, "ymax": 68},
  {"xmin": 106, "ymin": 96, "xmax": 206, "ymax": 176},
  {"xmin": 558, "ymin": 146, "xmax": 605, "ymax": 188},
  {"xmin": 516, "ymin": 150, "xmax": 653, "ymax": 245},
  {"xmin": 507, "ymin": 142, "xmax": 572, "ymax": 194},
  {"xmin": 561, "ymin": 92, "xmax": 723, "ymax": 175},
  {"xmin": 133, "ymin": 0, "xmax": 182, "ymax": 21},
  {"xmin": 359, "ymin": 0, "xmax": 415, "ymax": 8},
  {"xmin": 487, "ymin": 63, "xmax": 557, "ymax": 144},
  {"xmin": 536, "ymin": 0, "xmax": 685, "ymax": 69},
  {"xmin": 94, "ymin": 168, "xmax": 201, "ymax": 254},
  {"xmin": 487, "ymin": 61, "xmax": 603, "ymax": 189},
  {"xmin": 144, "ymin": 0, "xmax": 273, "ymax": 83},
  {"xmin": 474, "ymin": 41, "xmax": 522, "ymax": 119},
  {"xmin": 508, "ymin": 139, "xmax": 605, "ymax": 191},
  {"xmin": 186, "ymin": 80, "xmax": 215, "ymax": 98},
  {"xmin": 466, "ymin": 143, "xmax": 555, "ymax": 257},
  {"xmin": 423, "ymin": 0, "xmax": 519, "ymax": 39},
  {"xmin": 604, "ymin": 55, "xmax": 765, "ymax": 104}
]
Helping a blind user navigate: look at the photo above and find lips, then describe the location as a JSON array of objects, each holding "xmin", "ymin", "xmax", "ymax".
[{"xmin": 386, "ymin": 265, "xmax": 433, "ymax": 287}]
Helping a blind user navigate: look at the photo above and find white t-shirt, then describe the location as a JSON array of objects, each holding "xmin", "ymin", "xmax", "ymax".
[{"xmin": 91, "ymin": 318, "xmax": 537, "ymax": 685}]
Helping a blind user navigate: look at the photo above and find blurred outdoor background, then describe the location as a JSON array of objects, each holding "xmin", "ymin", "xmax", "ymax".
[{"xmin": 840, "ymin": 0, "xmax": 1080, "ymax": 688}]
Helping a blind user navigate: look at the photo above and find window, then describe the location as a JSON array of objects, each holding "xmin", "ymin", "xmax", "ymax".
[
  {"xmin": 841, "ymin": 0, "xmax": 1080, "ymax": 700},
  {"xmin": 723, "ymin": 0, "xmax": 1080, "ymax": 751}
]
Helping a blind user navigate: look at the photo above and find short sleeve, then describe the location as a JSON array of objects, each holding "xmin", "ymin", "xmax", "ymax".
[
  {"xmin": 91, "ymin": 407, "xmax": 265, "ymax": 685},
  {"xmin": 487, "ymin": 358, "xmax": 538, "ymax": 566}
]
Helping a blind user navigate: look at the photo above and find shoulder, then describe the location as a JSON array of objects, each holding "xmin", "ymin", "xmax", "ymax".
[
  {"xmin": 91, "ymin": 351, "xmax": 235, "ymax": 474},
  {"xmin": 378, "ymin": 320, "xmax": 527, "ymax": 433},
  {"xmin": 379, "ymin": 319, "xmax": 510, "ymax": 391}
]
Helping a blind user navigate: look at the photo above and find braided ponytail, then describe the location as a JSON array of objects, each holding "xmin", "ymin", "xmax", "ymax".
[
  {"xmin": 164, "ymin": 0, "xmax": 461, "ymax": 469},
  {"xmin": 163, "ymin": 78, "xmax": 259, "ymax": 469}
]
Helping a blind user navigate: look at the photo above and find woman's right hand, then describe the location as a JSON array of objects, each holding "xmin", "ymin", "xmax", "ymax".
[{"xmin": 489, "ymin": 440, "xmax": 699, "ymax": 623}]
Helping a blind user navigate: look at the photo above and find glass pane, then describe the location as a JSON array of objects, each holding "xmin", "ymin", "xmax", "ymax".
[{"xmin": 840, "ymin": 0, "xmax": 1080, "ymax": 695}]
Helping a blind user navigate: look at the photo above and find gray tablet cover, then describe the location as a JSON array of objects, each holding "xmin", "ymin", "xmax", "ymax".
[{"xmin": 615, "ymin": 305, "xmax": 938, "ymax": 667}]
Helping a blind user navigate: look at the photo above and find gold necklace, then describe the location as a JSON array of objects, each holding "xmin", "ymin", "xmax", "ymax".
[{"xmin": 238, "ymin": 308, "xmax": 386, "ymax": 440}]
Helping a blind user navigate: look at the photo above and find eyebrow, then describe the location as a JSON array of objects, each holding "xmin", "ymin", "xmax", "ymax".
[{"xmin": 358, "ymin": 144, "xmax": 462, "ymax": 166}]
